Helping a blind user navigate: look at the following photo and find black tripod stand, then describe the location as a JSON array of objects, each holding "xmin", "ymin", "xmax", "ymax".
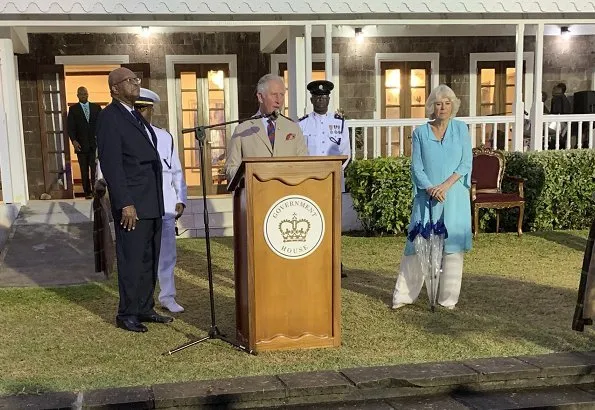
[{"xmin": 164, "ymin": 113, "xmax": 274, "ymax": 356}]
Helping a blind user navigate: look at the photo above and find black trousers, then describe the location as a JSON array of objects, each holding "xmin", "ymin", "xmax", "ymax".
[
  {"xmin": 114, "ymin": 217, "xmax": 163, "ymax": 320},
  {"xmin": 77, "ymin": 150, "xmax": 96, "ymax": 195}
]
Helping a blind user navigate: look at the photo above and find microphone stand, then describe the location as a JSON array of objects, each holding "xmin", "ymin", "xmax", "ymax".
[{"xmin": 164, "ymin": 113, "xmax": 273, "ymax": 356}]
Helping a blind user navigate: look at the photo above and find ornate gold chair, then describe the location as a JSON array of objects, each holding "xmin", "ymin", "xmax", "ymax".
[{"xmin": 471, "ymin": 145, "xmax": 525, "ymax": 237}]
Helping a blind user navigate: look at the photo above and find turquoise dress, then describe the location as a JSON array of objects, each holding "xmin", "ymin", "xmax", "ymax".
[{"xmin": 404, "ymin": 119, "xmax": 473, "ymax": 256}]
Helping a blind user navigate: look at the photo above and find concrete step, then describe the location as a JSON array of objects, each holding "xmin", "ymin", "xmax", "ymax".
[
  {"xmin": 2, "ymin": 351, "xmax": 595, "ymax": 409},
  {"xmin": 0, "ymin": 203, "xmax": 20, "ymax": 252}
]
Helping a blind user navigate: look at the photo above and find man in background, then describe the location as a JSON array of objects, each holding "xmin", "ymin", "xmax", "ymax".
[
  {"xmin": 299, "ymin": 80, "xmax": 351, "ymax": 191},
  {"xmin": 551, "ymin": 82, "xmax": 572, "ymax": 114},
  {"xmin": 67, "ymin": 86, "xmax": 102, "ymax": 199},
  {"xmin": 134, "ymin": 87, "xmax": 187, "ymax": 314},
  {"xmin": 299, "ymin": 80, "xmax": 351, "ymax": 278}
]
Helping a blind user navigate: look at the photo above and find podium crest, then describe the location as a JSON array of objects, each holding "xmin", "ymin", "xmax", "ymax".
[{"xmin": 264, "ymin": 195, "xmax": 325, "ymax": 259}]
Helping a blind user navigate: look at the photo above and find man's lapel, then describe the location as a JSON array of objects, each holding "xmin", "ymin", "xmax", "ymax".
[
  {"xmin": 274, "ymin": 117, "xmax": 286, "ymax": 154},
  {"xmin": 113, "ymin": 99, "xmax": 156, "ymax": 150}
]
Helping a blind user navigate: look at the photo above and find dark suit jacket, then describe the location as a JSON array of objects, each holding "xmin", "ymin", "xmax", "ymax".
[
  {"xmin": 67, "ymin": 102, "xmax": 102, "ymax": 152},
  {"xmin": 96, "ymin": 99, "xmax": 164, "ymax": 220},
  {"xmin": 551, "ymin": 95, "xmax": 572, "ymax": 115}
]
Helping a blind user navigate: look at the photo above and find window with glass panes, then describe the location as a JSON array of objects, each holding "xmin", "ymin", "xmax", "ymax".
[
  {"xmin": 380, "ymin": 61, "xmax": 431, "ymax": 156},
  {"xmin": 477, "ymin": 61, "xmax": 522, "ymax": 116},
  {"xmin": 278, "ymin": 62, "xmax": 326, "ymax": 117},
  {"xmin": 175, "ymin": 64, "xmax": 230, "ymax": 195},
  {"xmin": 477, "ymin": 61, "xmax": 524, "ymax": 149}
]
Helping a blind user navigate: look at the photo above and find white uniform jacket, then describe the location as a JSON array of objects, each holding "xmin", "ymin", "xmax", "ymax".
[
  {"xmin": 153, "ymin": 125, "xmax": 187, "ymax": 218},
  {"xmin": 299, "ymin": 111, "xmax": 351, "ymax": 190}
]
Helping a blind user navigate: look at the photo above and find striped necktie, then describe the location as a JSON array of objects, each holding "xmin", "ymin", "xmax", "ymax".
[
  {"xmin": 267, "ymin": 119, "xmax": 275, "ymax": 149},
  {"xmin": 82, "ymin": 104, "xmax": 90, "ymax": 122}
]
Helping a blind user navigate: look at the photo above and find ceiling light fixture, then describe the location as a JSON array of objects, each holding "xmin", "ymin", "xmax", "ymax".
[
  {"xmin": 560, "ymin": 26, "xmax": 571, "ymax": 38},
  {"xmin": 355, "ymin": 27, "xmax": 364, "ymax": 44}
]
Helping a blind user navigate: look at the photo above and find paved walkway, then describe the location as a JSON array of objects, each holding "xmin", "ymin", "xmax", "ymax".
[{"xmin": 0, "ymin": 200, "xmax": 105, "ymax": 287}]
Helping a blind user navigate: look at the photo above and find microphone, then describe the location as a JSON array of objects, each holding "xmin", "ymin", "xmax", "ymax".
[{"xmin": 267, "ymin": 109, "xmax": 280, "ymax": 120}]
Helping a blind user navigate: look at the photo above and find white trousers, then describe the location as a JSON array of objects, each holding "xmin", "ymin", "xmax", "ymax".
[
  {"xmin": 392, "ymin": 252, "xmax": 464, "ymax": 308},
  {"xmin": 158, "ymin": 216, "xmax": 177, "ymax": 304}
]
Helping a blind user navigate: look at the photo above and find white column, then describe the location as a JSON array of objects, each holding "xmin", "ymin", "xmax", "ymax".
[
  {"xmin": 325, "ymin": 24, "xmax": 333, "ymax": 81},
  {"xmin": 530, "ymin": 23, "xmax": 544, "ymax": 151},
  {"xmin": 512, "ymin": 23, "xmax": 525, "ymax": 152},
  {"xmin": 0, "ymin": 39, "xmax": 28, "ymax": 204},
  {"xmin": 287, "ymin": 26, "xmax": 306, "ymax": 120},
  {"xmin": 304, "ymin": 23, "xmax": 313, "ymax": 114}
]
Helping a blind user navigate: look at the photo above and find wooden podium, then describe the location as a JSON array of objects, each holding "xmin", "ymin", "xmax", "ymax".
[{"xmin": 228, "ymin": 156, "xmax": 346, "ymax": 352}]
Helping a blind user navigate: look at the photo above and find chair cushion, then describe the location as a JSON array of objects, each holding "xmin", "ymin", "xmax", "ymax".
[
  {"xmin": 475, "ymin": 193, "xmax": 524, "ymax": 204},
  {"xmin": 472, "ymin": 155, "xmax": 501, "ymax": 190}
]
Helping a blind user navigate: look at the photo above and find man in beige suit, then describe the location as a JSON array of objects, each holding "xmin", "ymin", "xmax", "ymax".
[{"xmin": 225, "ymin": 74, "xmax": 308, "ymax": 180}]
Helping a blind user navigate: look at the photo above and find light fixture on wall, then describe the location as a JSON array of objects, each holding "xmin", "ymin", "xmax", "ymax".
[
  {"xmin": 141, "ymin": 26, "xmax": 150, "ymax": 38},
  {"xmin": 560, "ymin": 26, "xmax": 571, "ymax": 38},
  {"xmin": 355, "ymin": 27, "xmax": 364, "ymax": 44}
]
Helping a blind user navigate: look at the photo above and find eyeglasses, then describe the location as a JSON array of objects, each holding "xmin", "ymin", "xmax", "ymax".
[
  {"xmin": 312, "ymin": 95, "xmax": 330, "ymax": 101},
  {"xmin": 120, "ymin": 77, "xmax": 142, "ymax": 85}
]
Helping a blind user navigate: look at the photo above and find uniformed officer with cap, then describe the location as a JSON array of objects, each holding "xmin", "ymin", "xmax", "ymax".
[
  {"xmin": 134, "ymin": 88, "xmax": 187, "ymax": 313},
  {"xmin": 299, "ymin": 80, "xmax": 351, "ymax": 191},
  {"xmin": 299, "ymin": 80, "xmax": 350, "ymax": 278}
]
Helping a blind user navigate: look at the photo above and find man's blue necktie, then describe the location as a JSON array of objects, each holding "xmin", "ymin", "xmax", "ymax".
[
  {"xmin": 267, "ymin": 119, "xmax": 275, "ymax": 149},
  {"xmin": 132, "ymin": 110, "xmax": 158, "ymax": 148},
  {"xmin": 82, "ymin": 104, "xmax": 90, "ymax": 122}
]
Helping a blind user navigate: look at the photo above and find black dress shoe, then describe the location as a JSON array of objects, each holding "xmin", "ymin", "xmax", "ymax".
[
  {"xmin": 138, "ymin": 313, "xmax": 174, "ymax": 323},
  {"xmin": 116, "ymin": 317, "xmax": 148, "ymax": 332}
]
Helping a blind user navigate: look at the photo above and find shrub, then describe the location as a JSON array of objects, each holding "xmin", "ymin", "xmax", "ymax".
[{"xmin": 345, "ymin": 149, "xmax": 595, "ymax": 235}]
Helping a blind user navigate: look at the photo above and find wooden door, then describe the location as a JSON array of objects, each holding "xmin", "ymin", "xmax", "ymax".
[
  {"xmin": 37, "ymin": 64, "xmax": 73, "ymax": 199},
  {"xmin": 175, "ymin": 63, "xmax": 231, "ymax": 196}
]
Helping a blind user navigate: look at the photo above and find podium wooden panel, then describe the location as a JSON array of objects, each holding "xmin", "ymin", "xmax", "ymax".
[{"xmin": 228, "ymin": 156, "xmax": 345, "ymax": 352}]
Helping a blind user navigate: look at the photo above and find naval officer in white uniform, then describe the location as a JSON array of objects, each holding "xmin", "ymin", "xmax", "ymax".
[
  {"xmin": 299, "ymin": 80, "xmax": 350, "ymax": 278},
  {"xmin": 298, "ymin": 80, "xmax": 351, "ymax": 192},
  {"xmin": 133, "ymin": 88, "xmax": 187, "ymax": 313}
]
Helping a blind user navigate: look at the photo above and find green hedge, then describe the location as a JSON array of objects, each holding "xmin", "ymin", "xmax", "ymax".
[{"xmin": 345, "ymin": 149, "xmax": 595, "ymax": 235}]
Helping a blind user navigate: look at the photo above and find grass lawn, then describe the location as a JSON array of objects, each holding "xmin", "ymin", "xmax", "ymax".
[{"xmin": 0, "ymin": 231, "xmax": 593, "ymax": 396}]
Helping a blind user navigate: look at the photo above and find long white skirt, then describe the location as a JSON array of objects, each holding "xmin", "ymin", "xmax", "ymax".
[{"xmin": 392, "ymin": 252, "xmax": 464, "ymax": 308}]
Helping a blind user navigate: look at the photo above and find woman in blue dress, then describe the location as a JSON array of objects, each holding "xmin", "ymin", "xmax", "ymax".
[{"xmin": 392, "ymin": 84, "xmax": 472, "ymax": 310}]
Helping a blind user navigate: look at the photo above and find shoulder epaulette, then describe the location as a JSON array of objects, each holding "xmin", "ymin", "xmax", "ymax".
[
  {"xmin": 334, "ymin": 113, "xmax": 345, "ymax": 133},
  {"xmin": 298, "ymin": 114, "xmax": 309, "ymax": 121}
]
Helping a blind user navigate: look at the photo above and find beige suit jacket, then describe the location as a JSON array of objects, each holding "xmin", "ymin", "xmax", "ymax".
[{"xmin": 225, "ymin": 115, "xmax": 308, "ymax": 180}]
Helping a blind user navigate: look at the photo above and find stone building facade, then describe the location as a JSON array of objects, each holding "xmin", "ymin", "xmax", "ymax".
[{"xmin": 14, "ymin": 31, "xmax": 595, "ymax": 199}]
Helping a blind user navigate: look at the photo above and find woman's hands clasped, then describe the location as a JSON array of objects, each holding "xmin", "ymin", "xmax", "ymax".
[{"xmin": 426, "ymin": 183, "xmax": 450, "ymax": 202}]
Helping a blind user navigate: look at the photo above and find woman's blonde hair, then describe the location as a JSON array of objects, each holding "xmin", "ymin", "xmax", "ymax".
[{"xmin": 425, "ymin": 84, "xmax": 461, "ymax": 119}]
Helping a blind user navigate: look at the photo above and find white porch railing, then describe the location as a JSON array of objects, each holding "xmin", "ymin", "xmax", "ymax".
[
  {"xmin": 539, "ymin": 114, "xmax": 595, "ymax": 150},
  {"xmin": 346, "ymin": 116, "xmax": 516, "ymax": 159}
]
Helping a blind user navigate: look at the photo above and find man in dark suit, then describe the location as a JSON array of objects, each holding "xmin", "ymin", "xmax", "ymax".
[
  {"xmin": 67, "ymin": 87, "xmax": 102, "ymax": 199},
  {"xmin": 96, "ymin": 67, "xmax": 172, "ymax": 332}
]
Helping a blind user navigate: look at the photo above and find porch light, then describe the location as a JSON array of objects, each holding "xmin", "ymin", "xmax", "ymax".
[
  {"xmin": 141, "ymin": 26, "xmax": 150, "ymax": 38},
  {"xmin": 355, "ymin": 27, "xmax": 364, "ymax": 44},
  {"xmin": 560, "ymin": 26, "xmax": 571, "ymax": 38}
]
